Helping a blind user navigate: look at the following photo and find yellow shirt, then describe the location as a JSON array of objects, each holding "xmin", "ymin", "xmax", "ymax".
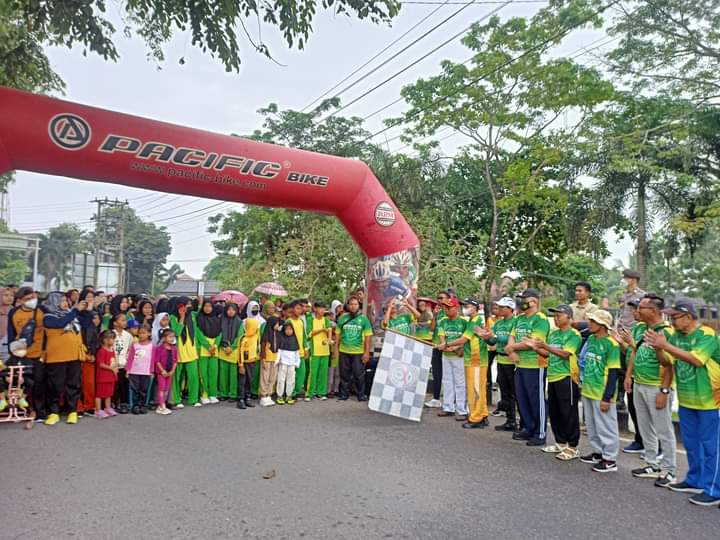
[
  {"xmin": 240, "ymin": 318, "xmax": 260, "ymax": 363},
  {"xmin": 311, "ymin": 316, "xmax": 331, "ymax": 357},
  {"xmin": 289, "ymin": 318, "xmax": 306, "ymax": 353},
  {"xmin": 177, "ymin": 334, "xmax": 198, "ymax": 363}
]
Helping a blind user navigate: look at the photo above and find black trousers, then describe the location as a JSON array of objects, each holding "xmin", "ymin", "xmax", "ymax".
[
  {"xmin": 115, "ymin": 368, "xmax": 129, "ymax": 405},
  {"xmin": 339, "ymin": 352, "xmax": 365, "ymax": 399},
  {"xmin": 430, "ymin": 348, "xmax": 443, "ymax": 400},
  {"xmin": 487, "ymin": 351, "xmax": 496, "ymax": 406},
  {"xmin": 496, "ymin": 362, "xmax": 516, "ymax": 421},
  {"xmin": 628, "ymin": 379, "xmax": 643, "ymax": 445},
  {"xmin": 237, "ymin": 362, "xmax": 256, "ymax": 401},
  {"xmin": 129, "ymin": 374, "xmax": 150, "ymax": 407},
  {"xmin": 46, "ymin": 360, "xmax": 81, "ymax": 414},
  {"xmin": 548, "ymin": 377, "xmax": 580, "ymax": 447}
]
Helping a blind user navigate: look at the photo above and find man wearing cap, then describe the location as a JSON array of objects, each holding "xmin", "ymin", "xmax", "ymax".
[
  {"xmin": 426, "ymin": 290, "xmax": 450, "ymax": 409},
  {"xmin": 579, "ymin": 310, "xmax": 621, "ymax": 473},
  {"xmin": 437, "ymin": 297, "xmax": 468, "ymax": 420},
  {"xmin": 645, "ymin": 301, "xmax": 720, "ymax": 506},
  {"xmin": 481, "ymin": 297, "xmax": 517, "ymax": 430},
  {"xmin": 505, "ymin": 288, "xmax": 550, "ymax": 446},
  {"xmin": 444, "ymin": 299, "xmax": 489, "ymax": 428},
  {"xmin": 623, "ymin": 294, "xmax": 677, "ymax": 485},
  {"xmin": 528, "ymin": 305, "xmax": 582, "ymax": 460}
]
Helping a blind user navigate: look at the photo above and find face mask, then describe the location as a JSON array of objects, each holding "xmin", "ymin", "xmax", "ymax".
[
  {"xmin": 462, "ymin": 307, "xmax": 472, "ymax": 317},
  {"xmin": 521, "ymin": 301, "xmax": 531, "ymax": 311},
  {"xmin": 24, "ymin": 298, "xmax": 38, "ymax": 309},
  {"xmin": 252, "ymin": 310, "xmax": 259, "ymax": 316},
  {"xmin": 168, "ymin": 338, "xmax": 176, "ymax": 345}
]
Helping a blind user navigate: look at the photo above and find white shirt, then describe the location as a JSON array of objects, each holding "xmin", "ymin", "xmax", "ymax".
[
  {"xmin": 278, "ymin": 349, "xmax": 300, "ymax": 367},
  {"xmin": 113, "ymin": 330, "xmax": 134, "ymax": 368}
]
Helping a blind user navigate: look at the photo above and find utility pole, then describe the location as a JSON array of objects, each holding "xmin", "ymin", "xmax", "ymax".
[{"xmin": 91, "ymin": 197, "xmax": 129, "ymax": 291}]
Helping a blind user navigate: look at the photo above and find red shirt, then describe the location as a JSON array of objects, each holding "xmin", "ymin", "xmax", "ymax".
[{"xmin": 95, "ymin": 347, "xmax": 118, "ymax": 383}]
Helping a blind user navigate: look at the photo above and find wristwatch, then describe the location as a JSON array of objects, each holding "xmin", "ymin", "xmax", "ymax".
[{"xmin": 660, "ymin": 387, "xmax": 670, "ymax": 395}]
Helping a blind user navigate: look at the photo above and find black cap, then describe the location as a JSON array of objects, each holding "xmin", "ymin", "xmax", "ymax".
[
  {"xmin": 622, "ymin": 269, "xmax": 641, "ymax": 279},
  {"xmin": 461, "ymin": 298, "xmax": 480, "ymax": 309},
  {"xmin": 663, "ymin": 301, "xmax": 697, "ymax": 319},
  {"xmin": 516, "ymin": 288, "xmax": 540, "ymax": 299},
  {"xmin": 627, "ymin": 299, "xmax": 640, "ymax": 308},
  {"xmin": 548, "ymin": 304, "xmax": 573, "ymax": 317}
]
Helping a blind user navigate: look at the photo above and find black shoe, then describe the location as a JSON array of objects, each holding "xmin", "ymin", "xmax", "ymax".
[
  {"xmin": 580, "ymin": 452, "xmax": 602, "ymax": 464},
  {"xmin": 218, "ymin": 397, "xmax": 227, "ymax": 402},
  {"xmin": 131, "ymin": 405, "xmax": 141, "ymax": 415},
  {"xmin": 495, "ymin": 422, "xmax": 517, "ymax": 432},
  {"xmin": 228, "ymin": 398, "xmax": 237, "ymax": 403},
  {"xmin": 512, "ymin": 431, "xmax": 531, "ymax": 440},
  {"xmin": 526, "ymin": 438, "xmax": 546, "ymax": 447},
  {"xmin": 357, "ymin": 395, "xmax": 368, "ymax": 402},
  {"xmin": 236, "ymin": 400, "xmax": 247, "ymax": 410},
  {"xmin": 337, "ymin": 395, "xmax": 349, "ymax": 401},
  {"xmin": 118, "ymin": 403, "xmax": 130, "ymax": 414},
  {"xmin": 592, "ymin": 459, "xmax": 618, "ymax": 473},
  {"xmin": 462, "ymin": 418, "xmax": 489, "ymax": 429},
  {"xmin": 244, "ymin": 399, "xmax": 256, "ymax": 408},
  {"xmin": 139, "ymin": 406, "xmax": 148, "ymax": 414}
]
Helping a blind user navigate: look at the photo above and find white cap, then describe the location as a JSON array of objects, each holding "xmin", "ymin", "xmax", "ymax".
[{"xmin": 493, "ymin": 297, "xmax": 516, "ymax": 309}]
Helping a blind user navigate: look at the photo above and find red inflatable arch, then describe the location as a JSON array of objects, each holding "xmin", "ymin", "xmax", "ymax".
[{"xmin": 0, "ymin": 87, "xmax": 419, "ymax": 321}]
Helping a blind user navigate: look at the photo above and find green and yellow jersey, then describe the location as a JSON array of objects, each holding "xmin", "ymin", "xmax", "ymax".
[
  {"xmin": 631, "ymin": 321, "xmax": 674, "ymax": 387},
  {"xmin": 309, "ymin": 316, "xmax": 332, "ymax": 357},
  {"xmin": 438, "ymin": 316, "xmax": 467, "ymax": 361},
  {"xmin": 546, "ymin": 328, "xmax": 582, "ymax": 384},
  {"xmin": 493, "ymin": 317, "xmax": 515, "ymax": 365},
  {"xmin": 581, "ymin": 334, "xmax": 621, "ymax": 402},
  {"xmin": 510, "ymin": 312, "xmax": 550, "ymax": 368},
  {"xmin": 383, "ymin": 313, "xmax": 414, "ymax": 337},
  {"xmin": 670, "ymin": 325, "xmax": 720, "ymax": 410},
  {"xmin": 462, "ymin": 315, "xmax": 487, "ymax": 367},
  {"xmin": 432, "ymin": 311, "xmax": 447, "ymax": 346},
  {"xmin": 336, "ymin": 313, "xmax": 373, "ymax": 355}
]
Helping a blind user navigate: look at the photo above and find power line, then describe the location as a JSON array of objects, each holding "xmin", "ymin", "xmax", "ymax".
[
  {"xmin": 365, "ymin": 0, "xmax": 622, "ymax": 142},
  {"xmin": 301, "ymin": 0, "xmax": 453, "ymax": 112},
  {"xmin": 321, "ymin": 2, "xmax": 509, "ymax": 121}
]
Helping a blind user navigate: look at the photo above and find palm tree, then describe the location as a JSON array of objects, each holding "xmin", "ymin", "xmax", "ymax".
[{"xmin": 38, "ymin": 224, "xmax": 85, "ymax": 290}]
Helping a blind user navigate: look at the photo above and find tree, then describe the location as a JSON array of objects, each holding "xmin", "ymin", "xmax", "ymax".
[
  {"xmin": 393, "ymin": 5, "xmax": 615, "ymax": 300},
  {"xmin": 0, "ymin": 220, "xmax": 29, "ymax": 286},
  {"xmin": 38, "ymin": 223, "xmax": 86, "ymax": 290},
  {"xmin": 154, "ymin": 263, "xmax": 184, "ymax": 295},
  {"xmin": 4, "ymin": 0, "xmax": 399, "ymax": 89}
]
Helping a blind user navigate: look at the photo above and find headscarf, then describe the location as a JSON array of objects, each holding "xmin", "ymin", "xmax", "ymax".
[
  {"xmin": 197, "ymin": 300, "xmax": 221, "ymax": 338},
  {"xmin": 44, "ymin": 291, "xmax": 70, "ymax": 315},
  {"xmin": 260, "ymin": 306, "xmax": 281, "ymax": 354},
  {"xmin": 0, "ymin": 288, "xmax": 12, "ymax": 340},
  {"xmin": 155, "ymin": 297, "xmax": 169, "ymax": 315},
  {"xmin": 82, "ymin": 311, "xmax": 102, "ymax": 355},
  {"xmin": 220, "ymin": 302, "xmax": 242, "ymax": 345},
  {"xmin": 278, "ymin": 321, "xmax": 299, "ymax": 351},
  {"xmin": 330, "ymin": 300, "xmax": 343, "ymax": 319},
  {"xmin": 136, "ymin": 299, "xmax": 155, "ymax": 326},
  {"xmin": 152, "ymin": 312, "xmax": 169, "ymax": 345},
  {"xmin": 246, "ymin": 300, "xmax": 265, "ymax": 325}
]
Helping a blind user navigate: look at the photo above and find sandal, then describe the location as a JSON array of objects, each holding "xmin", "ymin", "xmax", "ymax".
[
  {"xmin": 556, "ymin": 447, "xmax": 579, "ymax": 461},
  {"xmin": 542, "ymin": 444, "xmax": 567, "ymax": 454}
]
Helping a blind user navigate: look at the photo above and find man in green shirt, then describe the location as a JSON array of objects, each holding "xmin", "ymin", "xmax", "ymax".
[
  {"xmin": 382, "ymin": 298, "xmax": 421, "ymax": 337},
  {"xmin": 505, "ymin": 289, "xmax": 550, "ymax": 446},
  {"xmin": 579, "ymin": 310, "xmax": 621, "ymax": 473},
  {"xmin": 334, "ymin": 296, "xmax": 373, "ymax": 402},
  {"xmin": 527, "ymin": 304, "xmax": 582, "ymax": 459},
  {"xmin": 437, "ymin": 297, "xmax": 468, "ymax": 420},
  {"xmin": 645, "ymin": 301, "xmax": 720, "ymax": 506},
  {"xmin": 622, "ymin": 294, "xmax": 677, "ymax": 485},
  {"xmin": 480, "ymin": 297, "xmax": 516, "ymax": 430}
]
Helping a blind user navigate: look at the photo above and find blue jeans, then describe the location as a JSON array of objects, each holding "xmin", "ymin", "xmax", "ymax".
[{"xmin": 679, "ymin": 406, "xmax": 720, "ymax": 497}]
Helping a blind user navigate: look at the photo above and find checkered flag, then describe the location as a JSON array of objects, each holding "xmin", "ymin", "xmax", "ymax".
[{"xmin": 369, "ymin": 330, "xmax": 433, "ymax": 422}]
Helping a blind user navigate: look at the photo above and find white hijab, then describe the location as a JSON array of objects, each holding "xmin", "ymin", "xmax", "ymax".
[
  {"xmin": 152, "ymin": 312, "xmax": 170, "ymax": 345},
  {"xmin": 246, "ymin": 301, "xmax": 266, "ymax": 324}
]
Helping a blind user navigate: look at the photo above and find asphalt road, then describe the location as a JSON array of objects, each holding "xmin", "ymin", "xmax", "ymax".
[{"xmin": 1, "ymin": 400, "xmax": 717, "ymax": 540}]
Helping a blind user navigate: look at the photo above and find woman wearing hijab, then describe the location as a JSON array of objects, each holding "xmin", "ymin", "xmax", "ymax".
[
  {"xmin": 196, "ymin": 300, "xmax": 221, "ymax": 404},
  {"xmin": 218, "ymin": 303, "xmax": 243, "ymax": 401},
  {"xmin": 237, "ymin": 301, "xmax": 263, "ymax": 409},
  {"xmin": 259, "ymin": 302, "xmax": 281, "ymax": 406},
  {"xmin": 327, "ymin": 300, "xmax": 343, "ymax": 397},
  {"xmin": 169, "ymin": 296, "xmax": 201, "ymax": 408},
  {"xmin": 42, "ymin": 291, "xmax": 92, "ymax": 425},
  {"xmin": 152, "ymin": 312, "xmax": 170, "ymax": 346}
]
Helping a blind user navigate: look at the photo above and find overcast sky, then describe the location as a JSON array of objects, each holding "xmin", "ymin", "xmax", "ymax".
[{"xmin": 8, "ymin": 1, "xmax": 633, "ymax": 278}]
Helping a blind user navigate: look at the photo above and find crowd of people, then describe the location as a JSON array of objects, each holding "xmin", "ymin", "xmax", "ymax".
[{"xmin": 0, "ymin": 268, "xmax": 719, "ymax": 509}]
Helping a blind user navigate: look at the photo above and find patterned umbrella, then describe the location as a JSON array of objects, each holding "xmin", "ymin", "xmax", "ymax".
[
  {"xmin": 211, "ymin": 290, "xmax": 248, "ymax": 306},
  {"xmin": 254, "ymin": 282, "xmax": 288, "ymax": 297}
]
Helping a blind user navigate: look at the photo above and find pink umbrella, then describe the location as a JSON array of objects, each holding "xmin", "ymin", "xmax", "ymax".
[
  {"xmin": 211, "ymin": 290, "xmax": 248, "ymax": 306},
  {"xmin": 254, "ymin": 282, "xmax": 288, "ymax": 297}
]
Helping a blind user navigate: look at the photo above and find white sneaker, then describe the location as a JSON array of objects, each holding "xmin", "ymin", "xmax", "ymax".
[
  {"xmin": 193, "ymin": 402, "xmax": 202, "ymax": 407},
  {"xmin": 209, "ymin": 397, "xmax": 219, "ymax": 404},
  {"xmin": 320, "ymin": 396, "xmax": 328, "ymax": 401},
  {"xmin": 175, "ymin": 403, "xmax": 185, "ymax": 409},
  {"xmin": 163, "ymin": 408, "xmax": 172, "ymax": 415},
  {"xmin": 424, "ymin": 399, "xmax": 442, "ymax": 408},
  {"xmin": 155, "ymin": 408, "xmax": 164, "ymax": 415},
  {"xmin": 200, "ymin": 396, "xmax": 211, "ymax": 405}
]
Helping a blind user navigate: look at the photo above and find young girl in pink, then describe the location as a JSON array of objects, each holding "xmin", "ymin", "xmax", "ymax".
[
  {"xmin": 95, "ymin": 330, "xmax": 118, "ymax": 419},
  {"xmin": 153, "ymin": 328, "xmax": 177, "ymax": 415}
]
